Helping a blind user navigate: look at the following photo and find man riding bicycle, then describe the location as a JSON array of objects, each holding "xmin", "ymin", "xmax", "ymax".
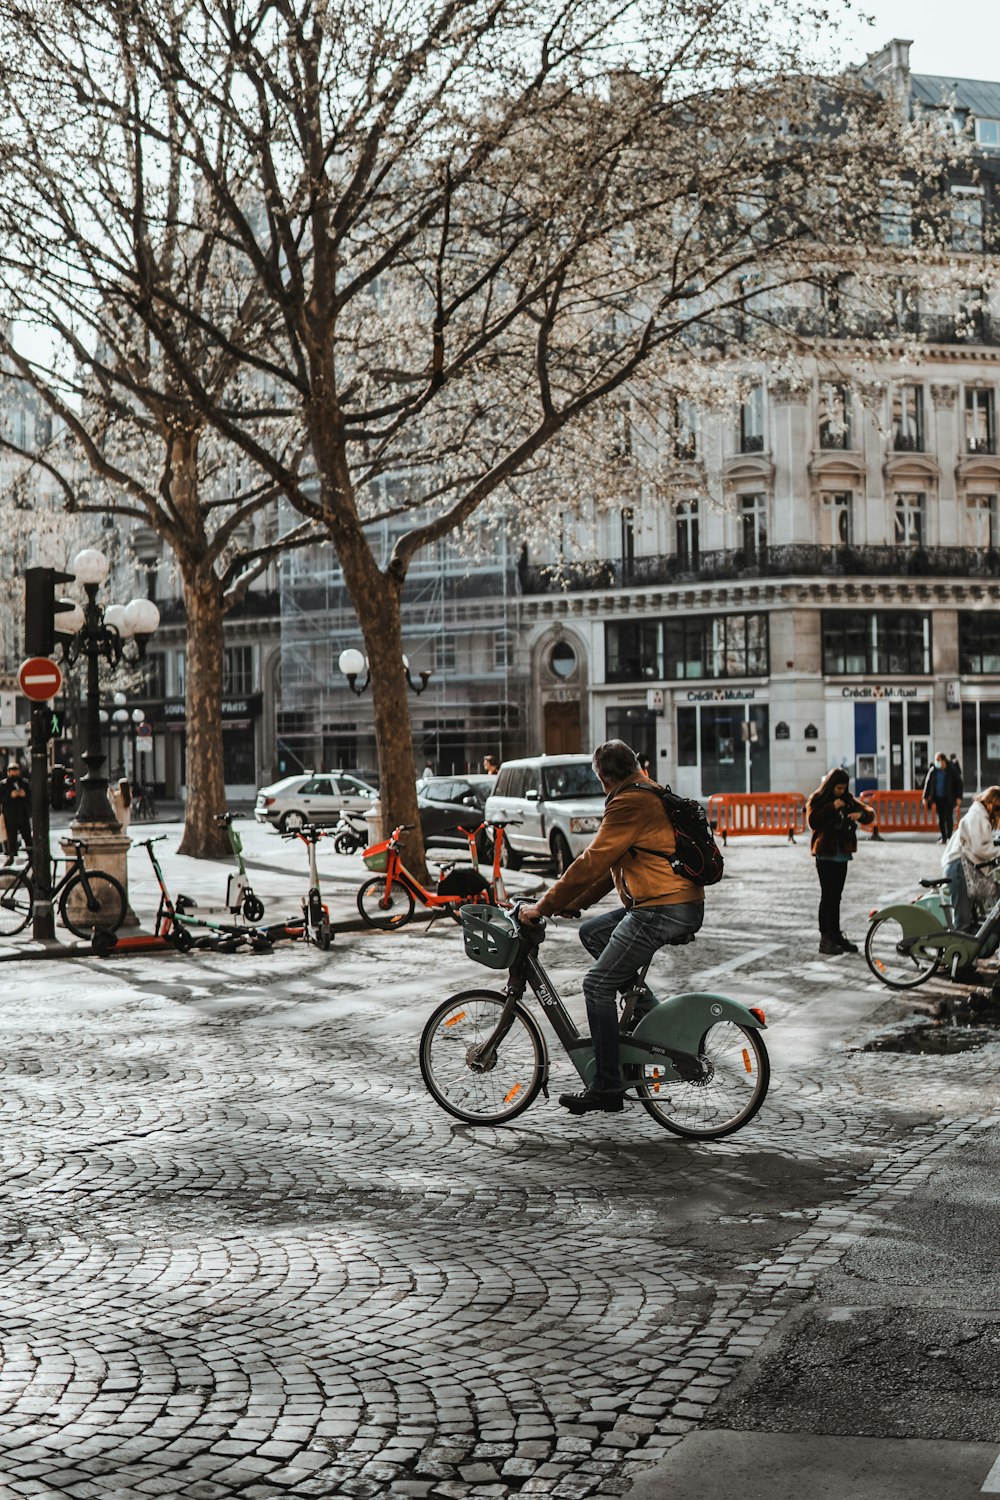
[{"xmin": 520, "ymin": 740, "xmax": 704, "ymax": 1115}]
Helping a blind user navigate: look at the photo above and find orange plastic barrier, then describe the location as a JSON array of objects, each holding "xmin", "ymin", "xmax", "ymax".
[
  {"xmin": 707, "ymin": 793, "xmax": 806, "ymax": 844},
  {"xmin": 858, "ymin": 790, "xmax": 961, "ymax": 838}
]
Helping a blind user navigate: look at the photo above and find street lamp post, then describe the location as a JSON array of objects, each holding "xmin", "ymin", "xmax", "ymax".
[
  {"xmin": 337, "ymin": 647, "xmax": 432, "ymax": 696},
  {"xmin": 56, "ymin": 549, "xmax": 159, "ymax": 826}
]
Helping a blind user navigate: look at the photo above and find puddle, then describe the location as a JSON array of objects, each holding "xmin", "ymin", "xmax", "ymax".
[{"xmin": 863, "ymin": 1020, "xmax": 1000, "ymax": 1055}]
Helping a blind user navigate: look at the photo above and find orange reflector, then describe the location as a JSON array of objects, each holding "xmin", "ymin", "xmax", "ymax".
[
  {"xmin": 652, "ymin": 1067, "xmax": 661, "ymax": 1094},
  {"xmin": 503, "ymin": 1083, "xmax": 523, "ymax": 1104},
  {"xmin": 875, "ymin": 960, "xmax": 886, "ymax": 972},
  {"xmin": 869, "ymin": 908, "xmax": 877, "ymax": 918},
  {"xmin": 444, "ymin": 1012, "xmax": 466, "ymax": 1027},
  {"xmin": 742, "ymin": 1047, "xmax": 752, "ymax": 1073},
  {"xmin": 749, "ymin": 1007, "xmax": 766, "ymax": 1025}
]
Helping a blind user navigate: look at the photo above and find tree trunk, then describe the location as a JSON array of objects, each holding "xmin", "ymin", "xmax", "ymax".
[
  {"xmin": 176, "ymin": 560, "xmax": 230, "ymax": 859},
  {"xmin": 336, "ymin": 533, "xmax": 428, "ymax": 880}
]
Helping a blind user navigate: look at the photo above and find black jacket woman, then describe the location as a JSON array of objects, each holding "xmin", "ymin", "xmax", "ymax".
[{"xmin": 806, "ymin": 768, "xmax": 876, "ymax": 955}]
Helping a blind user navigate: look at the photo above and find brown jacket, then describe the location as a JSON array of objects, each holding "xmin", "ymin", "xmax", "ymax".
[{"xmin": 535, "ymin": 776, "xmax": 704, "ymax": 916}]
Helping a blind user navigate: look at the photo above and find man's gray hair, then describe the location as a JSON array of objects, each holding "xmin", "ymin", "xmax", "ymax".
[{"xmin": 592, "ymin": 739, "xmax": 640, "ymax": 785}]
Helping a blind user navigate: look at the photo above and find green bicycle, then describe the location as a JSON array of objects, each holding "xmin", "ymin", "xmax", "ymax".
[{"xmin": 420, "ymin": 904, "xmax": 770, "ymax": 1139}]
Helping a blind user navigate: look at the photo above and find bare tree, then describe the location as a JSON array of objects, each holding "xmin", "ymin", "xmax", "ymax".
[
  {"xmin": 0, "ymin": 37, "xmax": 317, "ymax": 855},
  {"xmin": 0, "ymin": 0, "xmax": 961, "ymax": 869}
]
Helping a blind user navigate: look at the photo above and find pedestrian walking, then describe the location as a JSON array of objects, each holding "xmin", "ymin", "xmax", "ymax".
[
  {"xmin": 806, "ymin": 767, "xmax": 876, "ymax": 955},
  {"xmin": 0, "ymin": 763, "xmax": 31, "ymax": 864},
  {"xmin": 942, "ymin": 786, "xmax": 1000, "ymax": 933},
  {"xmin": 922, "ymin": 751, "xmax": 962, "ymax": 842},
  {"xmin": 482, "ymin": 754, "xmax": 499, "ymax": 775}
]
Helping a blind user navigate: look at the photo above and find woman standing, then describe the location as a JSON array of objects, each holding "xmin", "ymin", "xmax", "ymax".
[
  {"xmin": 941, "ymin": 786, "xmax": 1000, "ymax": 933},
  {"xmin": 806, "ymin": 768, "xmax": 876, "ymax": 955}
]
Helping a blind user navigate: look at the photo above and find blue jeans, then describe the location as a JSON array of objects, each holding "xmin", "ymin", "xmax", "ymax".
[
  {"xmin": 579, "ymin": 903, "xmax": 704, "ymax": 1093},
  {"xmin": 944, "ymin": 858, "xmax": 972, "ymax": 931}
]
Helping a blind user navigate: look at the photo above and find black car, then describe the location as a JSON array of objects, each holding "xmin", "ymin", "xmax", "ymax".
[{"xmin": 418, "ymin": 776, "xmax": 495, "ymax": 854}]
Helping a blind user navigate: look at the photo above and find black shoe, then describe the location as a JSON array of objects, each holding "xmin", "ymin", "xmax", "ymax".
[
  {"xmin": 836, "ymin": 933, "xmax": 859, "ymax": 953},
  {"xmin": 818, "ymin": 936, "xmax": 843, "ymax": 955},
  {"xmin": 558, "ymin": 1089, "xmax": 624, "ymax": 1115}
]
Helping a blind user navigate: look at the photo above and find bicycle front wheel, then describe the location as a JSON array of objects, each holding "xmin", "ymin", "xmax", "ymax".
[
  {"xmin": 864, "ymin": 916, "xmax": 942, "ymax": 989},
  {"xmin": 0, "ymin": 869, "xmax": 32, "ymax": 936},
  {"xmin": 420, "ymin": 989, "xmax": 545, "ymax": 1124},
  {"xmin": 59, "ymin": 871, "xmax": 127, "ymax": 937},
  {"xmin": 636, "ymin": 1022, "xmax": 769, "ymax": 1139},
  {"xmin": 357, "ymin": 876, "xmax": 415, "ymax": 929}
]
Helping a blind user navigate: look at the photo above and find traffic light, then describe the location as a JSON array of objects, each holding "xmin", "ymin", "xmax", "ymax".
[{"xmin": 24, "ymin": 568, "xmax": 76, "ymax": 656}]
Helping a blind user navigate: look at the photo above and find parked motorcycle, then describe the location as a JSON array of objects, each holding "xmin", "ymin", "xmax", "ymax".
[{"xmin": 332, "ymin": 810, "xmax": 368, "ymax": 855}]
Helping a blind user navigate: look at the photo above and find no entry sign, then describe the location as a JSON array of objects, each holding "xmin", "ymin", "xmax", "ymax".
[{"xmin": 18, "ymin": 656, "xmax": 64, "ymax": 702}]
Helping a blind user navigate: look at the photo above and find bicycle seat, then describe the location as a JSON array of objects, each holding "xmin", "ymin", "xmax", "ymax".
[
  {"xmin": 919, "ymin": 877, "xmax": 949, "ymax": 888},
  {"xmin": 65, "ymin": 838, "xmax": 86, "ymax": 850}
]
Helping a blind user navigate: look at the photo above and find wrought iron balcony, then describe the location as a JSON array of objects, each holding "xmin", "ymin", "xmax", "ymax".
[{"xmin": 519, "ymin": 544, "xmax": 1000, "ymax": 594}]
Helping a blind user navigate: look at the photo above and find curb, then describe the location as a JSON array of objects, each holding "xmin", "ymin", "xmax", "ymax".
[{"xmin": 0, "ymin": 905, "xmax": 447, "ymax": 963}]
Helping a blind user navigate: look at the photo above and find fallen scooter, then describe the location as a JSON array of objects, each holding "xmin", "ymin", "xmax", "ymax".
[{"xmin": 138, "ymin": 836, "xmax": 275, "ymax": 954}]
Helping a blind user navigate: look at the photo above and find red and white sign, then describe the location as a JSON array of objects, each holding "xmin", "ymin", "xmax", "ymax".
[{"xmin": 18, "ymin": 657, "xmax": 63, "ymax": 702}]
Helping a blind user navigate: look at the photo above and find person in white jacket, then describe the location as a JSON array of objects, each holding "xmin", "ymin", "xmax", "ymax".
[{"xmin": 942, "ymin": 786, "xmax": 1000, "ymax": 931}]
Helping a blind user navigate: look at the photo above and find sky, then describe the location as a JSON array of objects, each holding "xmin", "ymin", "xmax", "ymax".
[{"xmin": 836, "ymin": 0, "xmax": 1000, "ymax": 83}]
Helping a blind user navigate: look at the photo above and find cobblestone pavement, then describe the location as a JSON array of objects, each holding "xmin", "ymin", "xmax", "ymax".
[{"xmin": 0, "ymin": 832, "xmax": 995, "ymax": 1498}]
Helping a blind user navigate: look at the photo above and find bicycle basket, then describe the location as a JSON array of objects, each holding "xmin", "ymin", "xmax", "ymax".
[
  {"xmin": 460, "ymin": 904, "xmax": 523, "ymax": 969},
  {"xmin": 362, "ymin": 845, "xmax": 389, "ymax": 873}
]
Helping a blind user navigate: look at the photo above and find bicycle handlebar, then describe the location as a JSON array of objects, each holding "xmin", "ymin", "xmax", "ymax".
[{"xmin": 137, "ymin": 835, "xmax": 168, "ymax": 846}]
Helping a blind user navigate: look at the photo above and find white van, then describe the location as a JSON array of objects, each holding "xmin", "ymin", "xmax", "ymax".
[{"xmin": 484, "ymin": 754, "xmax": 605, "ymax": 873}]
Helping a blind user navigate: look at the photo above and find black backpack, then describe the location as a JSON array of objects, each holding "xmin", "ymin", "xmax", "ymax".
[{"xmin": 630, "ymin": 781, "xmax": 725, "ymax": 887}]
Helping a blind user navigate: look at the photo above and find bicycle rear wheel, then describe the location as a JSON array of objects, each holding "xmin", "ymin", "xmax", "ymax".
[
  {"xmin": 864, "ymin": 916, "xmax": 942, "ymax": 989},
  {"xmin": 635, "ymin": 1022, "xmax": 769, "ymax": 1139},
  {"xmin": 357, "ymin": 875, "xmax": 415, "ymax": 929},
  {"xmin": 58, "ymin": 871, "xmax": 126, "ymax": 938},
  {"xmin": 420, "ymin": 989, "xmax": 545, "ymax": 1124},
  {"xmin": 0, "ymin": 869, "xmax": 32, "ymax": 936}
]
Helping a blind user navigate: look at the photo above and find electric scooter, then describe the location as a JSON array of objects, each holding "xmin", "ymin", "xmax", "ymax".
[
  {"xmin": 171, "ymin": 813, "xmax": 266, "ymax": 923},
  {"xmin": 282, "ymin": 824, "xmax": 334, "ymax": 948}
]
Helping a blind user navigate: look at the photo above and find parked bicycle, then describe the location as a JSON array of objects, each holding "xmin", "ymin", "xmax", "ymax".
[
  {"xmin": 866, "ymin": 860, "xmax": 1000, "ymax": 989},
  {"xmin": 281, "ymin": 823, "xmax": 334, "ymax": 948},
  {"xmin": 420, "ymin": 903, "xmax": 769, "ymax": 1138},
  {"xmin": 0, "ymin": 839, "xmax": 126, "ymax": 938},
  {"xmin": 357, "ymin": 823, "xmax": 493, "ymax": 929},
  {"xmin": 131, "ymin": 783, "xmax": 158, "ymax": 821}
]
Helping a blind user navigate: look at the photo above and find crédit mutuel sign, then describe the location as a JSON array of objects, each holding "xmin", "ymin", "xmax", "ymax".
[{"xmin": 839, "ymin": 685, "xmax": 923, "ymax": 699}]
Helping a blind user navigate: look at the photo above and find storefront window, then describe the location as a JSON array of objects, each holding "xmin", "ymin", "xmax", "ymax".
[
  {"xmin": 677, "ymin": 707, "xmax": 697, "ymax": 766},
  {"xmin": 605, "ymin": 707, "xmax": 657, "ymax": 766},
  {"xmin": 963, "ymin": 702, "xmax": 1000, "ymax": 792},
  {"xmin": 665, "ymin": 613, "xmax": 769, "ymax": 680},
  {"xmin": 822, "ymin": 611, "xmax": 931, "ymax": 675},
  {"xmin": 959, "ymin": 612, "xmax": 1000, "ymax": 673},
  {"xmin": 604, "ymin": 622, "xmax": 663, "ymax": 682}
]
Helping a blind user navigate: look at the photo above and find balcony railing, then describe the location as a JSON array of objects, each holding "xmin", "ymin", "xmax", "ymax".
[{"xmin": 519, "ymin": 544, "xmax": 1000, "ymax": 594}]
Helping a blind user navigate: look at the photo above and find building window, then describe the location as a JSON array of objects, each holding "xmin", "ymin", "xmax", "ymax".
[
  {"xmin": 880, "ymin": 184, "xmax": 912, "ymax": 246},
  {"xmin": 951, "ymin": 187, "xmax": 985, "ymax": 252},
  {"xmin": 894, "ymin": 492, "xmax": 926, "ymax": 547},
  {"xmin": 620, "ymin": 507, "xmax": 635, "ymax": 569},
  {"xmin": 672, "ymin": 398, "xmax": 697, "ymax": 460},
  {"xmin": 493, "ymin": 633, "xmax": 512, "ymax": 671},
  {"xmin": 222, "ymin": 646, "xmax": 255, "ymax": 697},
  {"xmin": 664, "ymin": 613, "xmax": 768, "ymax": 681},
  {"xmin": 976, "ymin": 118, "xmax": 1000, "ymax": 148},
  {"xmin": 432, "ymin": 634, "xmax": 456, "ymax": 672},
  {"xmin": 818, "ymin": 384, "xmax": 851, "ymax": 449},
  {"xmin": 959, "ymin": 613, "xmax": 1000, "ymax": 672},
  {"xmin": 675, "ymin": 500, "xmax": 699, "ymax": 567},
  {"xmin": 821, "ymin": 491, "xmax": 853, "ymax": 546},
  {"xmin": 175, "ymin": 651, "xmax": 186, "ymax": 697},
  {"xmin": 143, "ymin": 653, "xmax": 166, "ymax": 699},
  {"xmin": 739, "ymin": 493, "xmax": 768, "ymax": 562},
  {"xmin": 892, "ymin": 385, "xmax": 924, "ymax": 451},
  {"xmin": 739, "ymin": 384, "xmax": 765, "ymax": 452},
  {"xmin": 604, "ymin": 622, "xmax": 663, "ymax": 682},
  {"xmin": 965, "ymin": 388, "xmax": 996, "ymax": 454},
  {"xmin": 966, "ymin": 494, "xmax": 999, "ymax": 550},
  {"xmin": 821, "ymin": 611, "xmax": 931, "ymax": 675}
]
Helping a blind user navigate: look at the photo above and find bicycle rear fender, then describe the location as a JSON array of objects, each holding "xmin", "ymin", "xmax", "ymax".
[
  {"xmin": 868, "ymin": 903, "xmax": 943, "ymax": 936},
  {"xmin": 625, "ymin": 992, "xmax": 766, "ymax": 1064}
]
